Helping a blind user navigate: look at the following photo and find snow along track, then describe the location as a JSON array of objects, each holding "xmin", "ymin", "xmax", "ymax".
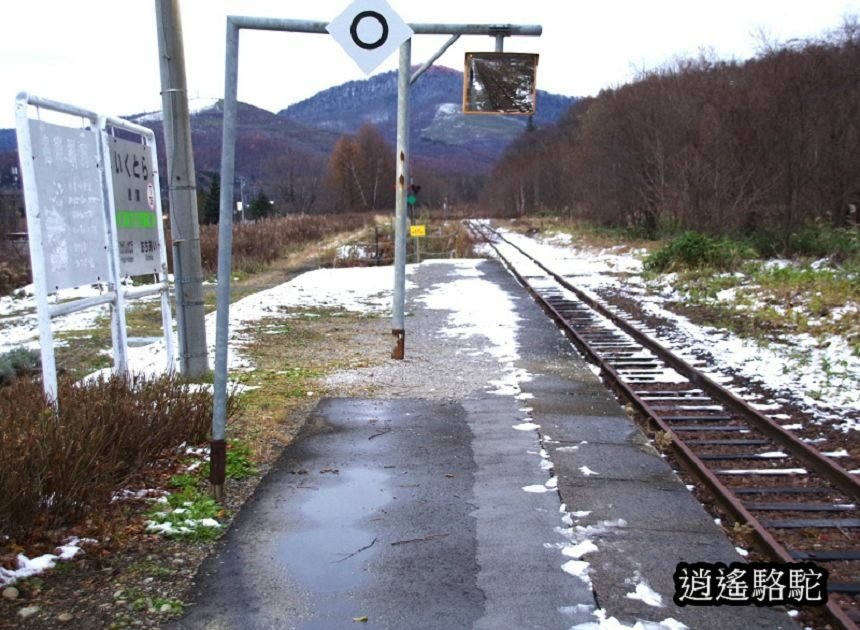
[{"xmin": 470, "ymin": 221, "xmax": 860, "ymax": 629}]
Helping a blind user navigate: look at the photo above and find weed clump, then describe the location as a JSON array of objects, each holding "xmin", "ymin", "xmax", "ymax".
[
  {"xmin": 0, "ymin": 242, "xmax": 32, "ymax": 296},
  {"xmin": 0, "ymin": 348, "xmax": 40, "ymax": 385},
  {"xmin": 0, "ymin": 373, "xmax": 222, "ymax": 539},
  {"xmin": 146, "ymin": 439, "xmax": 258, "ymax": 541},
  {"xmin": 192, "ymin": 213, "xmax": 371, "ymax": 276},
  {"xmin": 644, "ymin": 231, "xmax": 755, "ymax": 273}
]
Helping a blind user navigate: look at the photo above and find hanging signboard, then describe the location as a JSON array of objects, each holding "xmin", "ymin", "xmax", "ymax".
[
  {"xmin": 463, "ymin": 52, "xmax": 539, "ymax": 115},
  {"xmin": 106, "ymin": 130, "xmax": 161, "ymax": 277},
  {"xmin": 326, "ymin": 0, "xmax": 413, "ymax": 75},
  {"xmin": 26, "ymin": 120, "xmax": 110, "ymax": 291}
]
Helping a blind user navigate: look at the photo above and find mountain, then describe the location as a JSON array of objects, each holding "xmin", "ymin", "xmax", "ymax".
[
  {"xmin": 126, "ymin": 100, "xmax": 342, "ymax": 178},
  {"xmin": 279, "ymin": 65, "xmax": 576, "ymax": 173},
  {"xmin": 0, "ymin": 66, "xmax": 577, "ymax": 189}
]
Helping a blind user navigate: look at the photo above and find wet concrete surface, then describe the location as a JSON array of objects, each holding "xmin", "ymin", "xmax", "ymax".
[
  {"xmin": 172, "ymin": 399, "xmax": 479, "ymax": 629},
  {"xmin": 172, "ymin": 396, "xmax": 589, "ymax": 629}
]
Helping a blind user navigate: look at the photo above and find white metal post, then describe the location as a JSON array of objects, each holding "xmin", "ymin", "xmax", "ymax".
[
  {"xmin": 14, "ymin": 95, "xmax": 58, "ymax": 402},
  {"xmin": 391, "ymin": 38, "xmax": 411, "ymax": 359},
  {"xmin": 97, "ymin": 119, "xmax": 130, "ymax": 377}
]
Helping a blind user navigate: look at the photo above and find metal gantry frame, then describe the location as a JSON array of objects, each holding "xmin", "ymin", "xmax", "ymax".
[{"xmin": 211, "ymin": 15, "xmax": 541, "ymax": 497}]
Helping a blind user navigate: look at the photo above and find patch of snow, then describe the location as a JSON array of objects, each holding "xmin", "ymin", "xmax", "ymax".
[
  {"xmin": 0, "ymin": 538, "xmax": 87, "ymax": 586},
  {"xmin": 716, "ymin": 468, "xmax": 807, "ymax": 475},
  {"xmin": 625, "ymin": 580, "xmax": 664, "ymax": 607},
  {"xmin": 513, "ymin": 422, "xmax": 540, "ymax": 431},
  {"xmin": 562, "ymin": 540, "xmax": 599, "ymax": 559},
  {"xmin": 522, "ymin": 484, "xmax": 551, "ymax": 493},
  {"xmin": 562, "ymin": 559, "xmax": 592, "ymax": 585}
]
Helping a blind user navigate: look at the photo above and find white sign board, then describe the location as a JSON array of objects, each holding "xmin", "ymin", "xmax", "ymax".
[
  {"xmin": 16, "ymin": 94, "xmax": 175, "ymax": 402},
  {"xmin": 27, "ymin": 120, "xmax": 110, "ymax": 291},
  {"xmin": 107, "ymin": 132, "xmax": 161, "ymax": 277},
  {"xmin": 326, "ymin": 0, "xmax": 413, "ymax": 75}
]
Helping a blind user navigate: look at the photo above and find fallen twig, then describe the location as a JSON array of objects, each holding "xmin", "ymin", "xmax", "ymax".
[
  {"xmin": 368, "ymin": 428, "xmax": 392, "ymax": 440},
  {"xmin": 390, "ymin": 533, "xmax": 449, "ymax": 546},
  {"xmin": 333, "ymin": 537, "xmax": 378, "ymax": 563}
]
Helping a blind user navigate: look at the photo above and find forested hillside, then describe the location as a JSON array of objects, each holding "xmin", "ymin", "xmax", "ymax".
[{"xmin": 482, "ymin": 23, "xmax": 860, "ymax": 247}]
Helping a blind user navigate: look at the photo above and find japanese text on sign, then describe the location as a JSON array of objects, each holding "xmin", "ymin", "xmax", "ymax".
[{"xmin": 109, "ymin": 133, "xmax": 160, "ymax": 276}]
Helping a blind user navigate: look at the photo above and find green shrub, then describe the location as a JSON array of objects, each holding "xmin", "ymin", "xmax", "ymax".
[
  {"xmin": 145, "ymin": 486, "xmax": 223, "ymax": 541},
  {"xmin": 0, "ymin": 373, "xmax": 229, "ymax": 539},
  {"xmin": 747, "ymin": 224, "xmax": 860, "ymax": 260},
  {"xmin": 0, "ymin": 348, "xmax": 40, "ymax": 385},
  {"xmin": 787, "ymin": 226, "xmax": 859, "ymax": 260},
  {"xmin": 644, "ymin": 231, "xmax": 756, "ymax": 273}
]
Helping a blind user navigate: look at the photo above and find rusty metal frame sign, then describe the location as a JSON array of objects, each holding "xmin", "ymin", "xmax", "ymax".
[{"xmin": 463, "ymin": 52, "xmax": 539, "ymax": 114}]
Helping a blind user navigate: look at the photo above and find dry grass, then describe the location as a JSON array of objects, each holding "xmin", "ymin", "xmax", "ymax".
[
  {"xmin": 229, "ymin": 309, "xmax": 388, "ymax": 464},
  {"xmin": 192, "ymin": 213, "xmax": 373, "ymax": 276},
  {"xmin": 0, "ymin": 374, "xmax": 229, "ymax": 539}
]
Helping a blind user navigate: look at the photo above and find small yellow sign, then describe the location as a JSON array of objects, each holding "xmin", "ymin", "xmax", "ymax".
[{"xmin": 410, "ymin": 225, "xmax": 426, "ymax": 237}]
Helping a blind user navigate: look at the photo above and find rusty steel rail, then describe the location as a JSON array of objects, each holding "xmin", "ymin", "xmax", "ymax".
[
  {"xmin": 480, "ymin": 223, "xmax": 860, "ymax": 500},
  {"xmin": 470, "ymin": 221, "xmax": 860, "ymax": 630}
]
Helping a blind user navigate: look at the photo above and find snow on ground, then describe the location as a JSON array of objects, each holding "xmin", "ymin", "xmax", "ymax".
[
  {"xmin": 417, "ymin": 259, "xmax": 519, "ymax": 365},
  {"xmin": 0, "ymin": 283, "xmax": 114, "ymax": 352},
  {"xmin": 6, "ymin": 231, "xmax": 852, "ymax": 620},
  {"xmin": 496, "ymin": 229, "xmax": 860, "ymax": 431},
  {"xmin": 0, "ymin": 266, "xmax": 414, "ymax": 381},
  {"xmin": 0, "ymin": 538, "xmax": 91, "ymax": 586}
]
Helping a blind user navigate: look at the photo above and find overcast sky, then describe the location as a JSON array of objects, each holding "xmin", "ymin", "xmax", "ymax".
[{"xmin": 2, "ymin": 0, "xmax": 859, "ymax": 129}]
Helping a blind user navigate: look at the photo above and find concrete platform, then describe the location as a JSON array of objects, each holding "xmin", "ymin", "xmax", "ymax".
[{"xmin": 171, "ymin": 259, "xmax": 797, "ymax": 629}]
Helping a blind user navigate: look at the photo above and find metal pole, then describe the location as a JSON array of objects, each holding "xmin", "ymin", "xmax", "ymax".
[
  {"xmin": 96, "ymin": 121, "xmax": 129, "ymax": 377},
  {"xmin": 155, "ymin": 0, "xmax": 208, "ymax": 377},
  {"xmin": 14, "ymin": 95, "xmax": 58, "ymax": 403},
  {"xmin": 391, "ymin": 39, "xmax": 411, "ymax": 359},
  {"xmin": 410, "ymin": 34, "xmax": 460, "ymax": 84},
  {"xmin": 210, "ymin": 17, "xmax": 240, "ymax": 500}
]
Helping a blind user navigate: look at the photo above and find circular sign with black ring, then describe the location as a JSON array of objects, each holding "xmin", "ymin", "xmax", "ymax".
[{"xmin": 350, "ymin": 10, "xmax": 389, "ymax": 50}]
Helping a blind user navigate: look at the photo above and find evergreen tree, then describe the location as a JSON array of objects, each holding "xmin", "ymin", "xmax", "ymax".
[
  {"xmin": 202, "ymin": 173, "xmax": 221, "ymax": 225},
  {"xmin": 247, "ymin": 191, "xmax": 272, "ymax": 220}
]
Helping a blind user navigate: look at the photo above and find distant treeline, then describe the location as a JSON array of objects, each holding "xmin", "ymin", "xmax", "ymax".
[{"xmin": 482, "ymin": 21, "xmax": 860, "ymax": 240}]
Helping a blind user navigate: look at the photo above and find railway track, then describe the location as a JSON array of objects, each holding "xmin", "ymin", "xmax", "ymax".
[{"xmin": 470, "ymin": 221, "xmax": 860, "ymax": 629}]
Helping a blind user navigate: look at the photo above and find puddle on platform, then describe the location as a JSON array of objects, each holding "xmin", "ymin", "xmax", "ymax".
[{"xmin": 277, "ymin": 466, "xmax": 392, "ymax": 595}]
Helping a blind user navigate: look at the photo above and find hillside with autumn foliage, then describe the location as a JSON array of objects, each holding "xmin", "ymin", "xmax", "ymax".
[{"xmin": 482, "ymin": 23, "xmax": 860, "ymax": 246}]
